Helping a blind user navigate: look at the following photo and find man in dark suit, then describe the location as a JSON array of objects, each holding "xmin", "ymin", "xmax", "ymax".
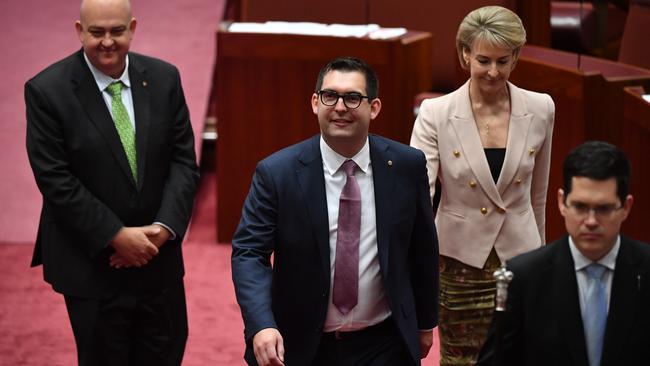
[
  {"xmin": 25, "ymin": 0, "xmax": 199, "ymax": 365},
  {"xmin": 478, "ymin": 141, "xmax": 650, "ymax": 366},
  {"xmin": 231, "ymin": 57, "xmax": 439, "ymax": 366}
]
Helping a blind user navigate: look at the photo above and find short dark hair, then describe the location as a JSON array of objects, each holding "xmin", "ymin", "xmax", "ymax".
[
  {"xmin": 315, "ymin": 57, "xmax": 378, "ymax": 100},
  {"xmin": 563, "ymin": 141, "xmax": 631, "ymax": 204}
]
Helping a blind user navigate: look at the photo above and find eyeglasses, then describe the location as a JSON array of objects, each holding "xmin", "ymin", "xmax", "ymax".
[
  {"xmin": 566, "ymin": 202, "xmax": 623, "ymax": 219},
  {"xmin": 318, "ymin": 90, "xmax": 370, "ymax": 109}
]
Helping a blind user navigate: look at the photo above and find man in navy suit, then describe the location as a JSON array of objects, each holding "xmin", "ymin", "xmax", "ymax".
[
  {"xmin": 478, "ymin": 141, "xmax": 650, "ymax": 366},
  {"xmin": 231, "ymin": 57, "xmax": 439, "ymax": 365},
  {"xmin": 25, "ymin": 0, "xmax": 199, "ymax": 364}
]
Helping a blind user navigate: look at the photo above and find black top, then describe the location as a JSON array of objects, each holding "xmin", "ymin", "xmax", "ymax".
[{"xmin": 484, "ymin": 148, "xmax": 506, "ymax": 184}]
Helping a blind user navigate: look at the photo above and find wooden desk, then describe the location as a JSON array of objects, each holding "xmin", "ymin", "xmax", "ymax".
[
  {"xmin": 214, "ymin": 28, "xmax": 433, "ymax": 242},
  {"xmin": 223, "ymin": 0, "xmax": 550, "ymax": 92},
  {"xmin": 621, "ymin": 87, "xmax": 650, "ymax": 243},
  {"xmin": 509, "ymin": 45, "xmax": 650, "ymax": 242}
]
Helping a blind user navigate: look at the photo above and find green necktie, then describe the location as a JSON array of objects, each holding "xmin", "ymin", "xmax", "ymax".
[{"xmin": 106, "ymin": 81, "xmax": 137, "ymax": 181}]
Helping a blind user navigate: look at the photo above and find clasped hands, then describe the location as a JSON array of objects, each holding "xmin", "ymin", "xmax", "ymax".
[{"xmin": 109, "ymin": 224, "xmax": 170, "ymax": 269}]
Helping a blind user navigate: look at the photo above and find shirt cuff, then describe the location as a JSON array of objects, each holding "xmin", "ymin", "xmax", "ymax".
[{"xmin": 153, "ymin": 222, "xmax": 177, "ymax": 240}]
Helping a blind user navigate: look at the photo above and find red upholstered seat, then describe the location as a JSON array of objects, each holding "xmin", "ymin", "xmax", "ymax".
[
  {"xmin": 619, "ymin": 2, "xmax": 650, "ymax": 70},
  {"xmin": 550, "ymin": 1, "xmax": 627, "ymax": 56}
]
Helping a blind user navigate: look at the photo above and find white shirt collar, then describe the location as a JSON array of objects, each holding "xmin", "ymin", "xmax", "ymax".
[
  {"xmin": 319, "ymin": 136, "xmax": 370, "ymax": 176},
  {"xmin": 569, "ymin": 235, "xmax": 620, "ymax": 272},
  {"xmin": 83, "ymin": 52, "xmax": 131, "ymax": 91}
]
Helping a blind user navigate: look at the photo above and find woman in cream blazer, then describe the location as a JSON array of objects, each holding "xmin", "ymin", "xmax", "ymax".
[{"xmin": 410, "ymin": 6, "xmax": 554, "ymax": 366}]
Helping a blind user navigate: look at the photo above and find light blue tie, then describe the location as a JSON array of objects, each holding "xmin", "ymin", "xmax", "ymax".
[{"xmin": 583, "ymin": 263, "xmax": 607, "ymax": 366}]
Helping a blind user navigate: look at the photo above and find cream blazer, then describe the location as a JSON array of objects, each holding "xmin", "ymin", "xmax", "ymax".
[{"xmin": 410, "ymin": 81, "xmax": 555, "ymax": 268}]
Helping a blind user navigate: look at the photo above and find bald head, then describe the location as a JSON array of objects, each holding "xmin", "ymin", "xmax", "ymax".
[
  {"xmin": 80, "ymin": 0, "xmax": 132, "ymax": 26},
  {"xmin": 76, "ymin": 0, "xmax": 136, "ymax": 78}
]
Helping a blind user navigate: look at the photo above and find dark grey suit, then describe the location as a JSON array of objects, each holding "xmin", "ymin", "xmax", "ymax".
[
  {"xmin": 478, "ymin": 236, "xmax": 650, "ymax": 366},
  {"xmin": 26, "ymin": 49, "xmax": 199, "ymax": 364}
]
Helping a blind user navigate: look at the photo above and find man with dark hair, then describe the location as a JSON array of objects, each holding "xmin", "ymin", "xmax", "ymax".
[
  {"xmin": 315, "ymin": 57, "xmax": 379, "ymax": 100},
  {"xmin": 232, "ymin": 56, "xmax": 439, "ymax": 366},
  {"xmin": 25, "ymin": 0, "xmax": 199, "ymax": 364},
  {"xmin": 478, "ymin": 141, "xmax": 650, "ymax": 366}
]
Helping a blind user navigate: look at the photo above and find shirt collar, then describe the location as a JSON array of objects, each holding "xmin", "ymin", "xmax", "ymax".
[
  {"xmin": 319, "ymin": 136, "xmax": 370, "ymax": 176},
  {"xmin": 83, "ymin": 52, "xmax": 131, "ymax": 92},
  {"xmin": 569, "ymin": 235, "xmax": 620, "ymax": 272}
]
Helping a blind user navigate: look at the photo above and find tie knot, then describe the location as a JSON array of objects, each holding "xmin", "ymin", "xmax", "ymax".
[
  {"xmin": 585, "ymin": 263, "xmax": 606, "ymax": 280},
  {"xmin": 106, "ymin": 81, "xmax": 123, "ymax": 97},
  {"xmin": 341, "ymin": 160, "xmax": 358, "ymax": 177}
]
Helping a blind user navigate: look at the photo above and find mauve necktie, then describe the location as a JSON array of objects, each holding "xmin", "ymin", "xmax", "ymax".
[
  {"xmin": 106, "ymin": 81, "xmax": 137, "ymax": 181},
  {"xmin": 583, "ymin": 263, "xmax": 607, "ymax": 366},
  {"xmin": 332, "ymin": 159, "xmax": 361, "ymax": 315}
]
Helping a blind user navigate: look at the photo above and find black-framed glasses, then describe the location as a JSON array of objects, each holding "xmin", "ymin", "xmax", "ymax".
[
  {"xmin": 566, "ymin": 202, "xmax": 623, "ymax": 219},
  {"xmin": 318, "ymin": 90, "xmax": 370, "ymax": 109}
]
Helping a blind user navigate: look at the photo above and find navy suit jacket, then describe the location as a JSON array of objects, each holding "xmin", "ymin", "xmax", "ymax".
[
  {"xmin": 231, "ymin": 134, "xmax": 439, "ymax": 365},
  {"xmin": 478, "ymin": 236, "xmax": 650, "ymax": 366},
  {"xmin": 26, "ymin": 50, "xmax": 199, "ymax": 299}
]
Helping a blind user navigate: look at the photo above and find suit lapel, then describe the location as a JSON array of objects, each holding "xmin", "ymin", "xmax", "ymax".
[
  {"xmin": 601, "ymin": 238, "xmax": 641, "ymax": 364},
  {"xmin": 128, "ymin": 54, "xmax": 151, "ymax": 192},
  {"xmin": 496, "ymin": 83, "xmax": 533, "ymax": 194},
  {"xmin": 553, "ymin": 238, "xmax": 590, "ymax": 366},
  {"xmin": 296, "ymin": 136, "xmax": 330, "ymax": 278},
  {"xmin": 71, "ymin": 51, "xmax": 135, "ymax": 187},
  {"xmin": 369, "ymin": 136, "xmax": 394, "ymax": 278},
  {"xmin": 450, "ymin": 82, "xmax": 502, "ymax": 206}
]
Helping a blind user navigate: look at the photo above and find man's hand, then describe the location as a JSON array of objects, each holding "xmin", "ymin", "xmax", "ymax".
[
  {"xmin": 144, "ymin": 224, "xmax": 171, "ymax": 248},
  {"xmin": 253, "ymin": 328, "xmax": 285, "ymax": 366},
  {"xmin": 419, "ymin": 329, "xmax": 434, "ymax": 359},
  {"xmin": 109, "ymin": 226, "xmax": 159, "ymax": 268}
]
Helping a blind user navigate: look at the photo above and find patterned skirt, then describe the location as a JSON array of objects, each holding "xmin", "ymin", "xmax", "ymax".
[{"xmin": 438, "ymin": 249, "xmax": 501, "ymax": 366}]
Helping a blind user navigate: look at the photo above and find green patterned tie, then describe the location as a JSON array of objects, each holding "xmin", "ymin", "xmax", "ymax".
[{"xmin": 106, "ymin": 81, "xmax": 137, "ymax": 181}]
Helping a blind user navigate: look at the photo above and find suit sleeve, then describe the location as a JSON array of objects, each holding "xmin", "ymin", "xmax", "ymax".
[
  {"xmin": 410, "ymin": 99, "xmax": 440, "ymax": 204},
  {"xmin": 231, "ymin": 161, "xmax": 278, "ymax": 340},
  {"xmin": 410, "ymin": 151, "xmax": 440, "ymax": 330},
  {"xmin": 530, "ymin": 94, "xmax": 555, "ymax": 244},
  {"xmin": 25, "ymin": 80, "xmax": 123, "ymax": 257},
  {"xmin": 153, "ymin": 69, "xmax": 199, "ymax": 241}
]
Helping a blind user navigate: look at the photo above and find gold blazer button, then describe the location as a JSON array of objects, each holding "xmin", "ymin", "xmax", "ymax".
[
  {"xmin": 497, "ymin": 207, "xmax": 506, "ymax": 214},
  {"xmin": 515, "ymin": 178, "xmax": 523, "ymax": 184},
  {"xmin": 529, "ymin": 147, "xmax": 536, "ymax": 155},
  {"xmin": 453, "ymin": 150, "xmax": 460, "ymax": 157},
  {"xmin": 468, "ymin": 180, "xmax": 477, "ymax": 188},
  {"xmin": 480, "ymin": 207, "xmax": 488, "ymax": 215}
]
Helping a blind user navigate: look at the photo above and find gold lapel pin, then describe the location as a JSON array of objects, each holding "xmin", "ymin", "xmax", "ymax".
[
  {"xmin": 387, "ymin": 160, "xmax": 393, "ymax": 166},
  {"xmin": 529, "ymin": 147, "xmax": 535, "ymax": 155}
]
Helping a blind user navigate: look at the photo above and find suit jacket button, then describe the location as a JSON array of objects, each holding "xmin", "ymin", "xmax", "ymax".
[
  {"xmin": 480, "ymin": 207, "xmax": 488, "ymax": 215},
  {"xmin": 468, "ymin": 180, "xmax": 477, "ymax": 188},
  {"xmin": 453, "ymin": 150, "xmax": 461, "ymax": 157},
  {"xmin": 497, "ymin": 207, "xmax": 506, "ymax": 214},
  {"xmin": 529, "ymin": 147, "xmax": 536, "ymax": 155},
  {"xmin": 515, "ymin": 178, "xmax": 523, "ymax": 184}
]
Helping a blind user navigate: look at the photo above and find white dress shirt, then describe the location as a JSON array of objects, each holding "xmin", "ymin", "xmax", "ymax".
[
  {"xmin": 569, "ymin": 236, "xmax": 620, "ymax": 314},
  {"xmin": 83, "ymin": 53, "xmax": 135, "ymax": 129},
  {"xmin": 83, "ymin": 52, "xmax": 175, "ymax": 239},
  {"xmin": 320, "ymin": 137, "xmax": 391, "ymax": 332}
]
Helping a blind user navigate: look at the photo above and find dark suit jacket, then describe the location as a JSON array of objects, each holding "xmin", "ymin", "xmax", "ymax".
[
  {"xmin": 231, "ymin": 134, "xmax": 439, "ymax": 365},
  {"xmin": 25, "ymin": 50, "xmax": 199, "ymax": 299},
  {"xmin": 478, "ymin": 236, "xmax": 650, "ymax": 366}
]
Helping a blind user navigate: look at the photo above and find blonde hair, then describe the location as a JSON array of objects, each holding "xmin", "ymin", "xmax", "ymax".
[{"xmin": 456, "ymin": 6, "xmax": 526, "ymax": 70}]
